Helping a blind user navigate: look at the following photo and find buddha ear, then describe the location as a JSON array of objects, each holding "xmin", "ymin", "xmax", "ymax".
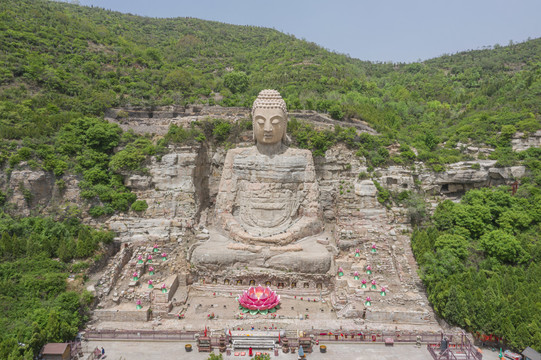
[
  {"xmin": 252, "ymin": 117, "xmax": 257, "ymax": 144},
  {"xmin": 283, "ymin": 133, "xmax": 291, "ymax": 146},
  {"xmin": 282, "ymin": 117, "xmax": 289, "ymax": 145}
]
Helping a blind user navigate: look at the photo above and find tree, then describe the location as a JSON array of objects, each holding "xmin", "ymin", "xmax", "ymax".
[
  {"xmin": 223, "ymin": 71, "xmax": 249, "ymax": 94},
  {"xmin": 163, "ymin": 69, "xmax": 194, "ymax": 91},
  {"xmin": 328, "ymin": 104, "xmax": 344, "ymax": 120},
  {"xmin": 435, "ymin": 234, "xmax": 470, "ymax": 260},
  {"xmin": 85, "ymin": 122, "xmax": 121, "ymax": 152},
  {"xmin": 212, "ymin": 121, "xmax": 232, "ymax": 142},
  {"xmin": 480, "ymin": 230, "xmax": 526, "ymax": 264},
  {"xmin": 207, "ymin": 353, "xmax": 223, "ymax": 360},
  {"xmin": 423, "ymin": 132, "xmax": 439, "ymax": 150}
]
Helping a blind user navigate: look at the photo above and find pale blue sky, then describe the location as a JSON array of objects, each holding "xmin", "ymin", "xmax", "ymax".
[{"xmin": 75, "ymin": 0, "xmax": 541, "ymax": 63}]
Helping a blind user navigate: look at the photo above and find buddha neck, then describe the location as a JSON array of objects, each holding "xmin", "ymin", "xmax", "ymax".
[{"xmin": 255, "ymin": 141, "xmax": 286, "ymax": 156}]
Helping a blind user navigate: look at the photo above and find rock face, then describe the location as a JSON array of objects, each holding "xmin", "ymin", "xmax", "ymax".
[
  {"xmin": 1, "ymin": 105, "xmax": 534, "ymax": 329},
  {"xmin": 105, "ymin": 105, "xmax": 250, "ymax": 136},
  {"xmin": 99, "ymin": 145, "xmax": 209, "ymax": 243},
  {"xmin": 512, "ymin": 130, "xmax": 541, "ymax": 151},
  {"xmin": 7, "ymin": 168, "xmax": 54, "ymax": 215},
  {"xmin": 105, "ymin": 105, "xmax": 378, "ymax": 136}
]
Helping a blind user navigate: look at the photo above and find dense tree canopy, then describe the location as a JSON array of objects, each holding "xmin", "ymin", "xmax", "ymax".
[
  {"xmin": 0, "ymin": 214, "xmax": 113, "ymax": 359},
  {"xmin": 412, "ymin": 184, "xmax": 541, "ymax": 352}
]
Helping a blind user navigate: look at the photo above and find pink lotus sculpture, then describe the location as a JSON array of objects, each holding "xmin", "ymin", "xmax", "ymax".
[
  {"xmin": 147, "ymin": 254, "xmax": 152, "ymax": 263},
  {"xmin": 353, "ymin": 271, "xmax": 360, "ymax": 280},
  {"xmin": 136, "ymin": 299, "xmax": 142, "ymax": 309},
  {"xmin": 137, "ymin": 255, "xmax": 143, "ymax": 264},
  {"xmin": 148, "ymin": 266, "xmax": 155, "ymax": 275},
  {"xmin": 338, "ymin": 267, "xmax": 344, "ymax": 277},
  {"xmin": 366, "ymin": 265, "xmax": 372, "ymax": 274},
  {"xmin": 380, "ymin": 287, "xmax": 387, "ymax": 296},
  {"xmin": 153, "ymin": 244, "xmax": 159, "ymax": 252},
  {"xmin": 365, "ymin": 296, "xmax": 372, "ymax": 306},
  {"xmin": 237, "ymin": 285, "xmax": 280, "ymax": 315},
  {"xmin": 371, "ymin": 243, "xmax": 377, "ymax": 253},
  {"xmin": 354, "ymin": 248, "xmax": 361, "ymax": 257},
  {"xmin": 361, "ymin": 279, "xmax": 367, "ymax": 288},
  {"xmin": 132, "ymin": 272, "xmax": 139, "ymax": 281},
  {"xmin": 161, "ymin": 252, "xmax": 167, "ymax": 261},
  {"xmin": 371, "ymin": 279, "xmax": 377, "ymax": 289}
]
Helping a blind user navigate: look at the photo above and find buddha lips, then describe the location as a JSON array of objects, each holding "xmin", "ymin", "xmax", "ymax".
[{"xmin": 238, "ymin": 285, "xmax": 280, "ymax": 315}]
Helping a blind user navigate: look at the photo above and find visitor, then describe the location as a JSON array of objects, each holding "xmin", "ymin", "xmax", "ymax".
[{"xmin": 101, "ymin": 347, "xmax": 105, "ymax": 357}]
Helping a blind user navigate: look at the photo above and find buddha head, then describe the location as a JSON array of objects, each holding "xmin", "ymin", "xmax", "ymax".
[{"xmin": 252, "ymin": 89, "xmax": 287, "ymax": 145}]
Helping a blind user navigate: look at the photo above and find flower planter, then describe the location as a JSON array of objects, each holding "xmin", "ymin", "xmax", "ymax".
[
  {"xmin": 320, "ymin": 345, "xmax": 327, "ymax": 353},
  {"xmin": 185, "ymin": 344, "xmax": 192, "ymax": 352}
]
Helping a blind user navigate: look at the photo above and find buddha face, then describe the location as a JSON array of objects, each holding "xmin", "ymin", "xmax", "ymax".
[{"xmin": 253, "ymin": 107, "xmax": 287, "ymax": 145}]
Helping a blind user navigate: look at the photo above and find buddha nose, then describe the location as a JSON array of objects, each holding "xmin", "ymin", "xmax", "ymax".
[{"xmin": 264, "ymin": 120, "xmax": 273, "ymax": 132}]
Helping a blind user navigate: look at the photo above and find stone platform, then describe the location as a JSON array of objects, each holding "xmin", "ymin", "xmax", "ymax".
[{"xmin": 190, "ymin": 230, "xmax": 334, "ymax": 276}]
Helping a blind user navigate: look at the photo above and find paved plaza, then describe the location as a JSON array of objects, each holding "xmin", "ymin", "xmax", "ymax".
[
  {"xmin": 85, "ymin": 340, "xmax": 434, "ymax": 360},
  {"xmin": 83, "ymin": 340, "xmax": 502, "ymax": 360},
  {"xmin": 85, "ymin": 339, "xmax": 506, "ymax": 360}
]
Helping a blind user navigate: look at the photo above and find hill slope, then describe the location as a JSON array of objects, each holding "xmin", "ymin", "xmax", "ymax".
[{"xmin": 1, "ymin": 0, "xmax": 540, "ymax": 152}]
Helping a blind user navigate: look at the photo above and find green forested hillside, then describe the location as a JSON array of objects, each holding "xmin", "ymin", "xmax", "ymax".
[
  {"xmin": 412, "ymin": 181, "xmax": 541, "ymax": 351},
  {"xmin": 1, "ymin": 0, "xmax": 540, "ymax": 150},
  {"xmin": 0, "ymin": 0, "xmax": 540, "ymax": 358},
  {"xmin": 0, "ymin": 215, "xmax": 114, "ymax": 359}
]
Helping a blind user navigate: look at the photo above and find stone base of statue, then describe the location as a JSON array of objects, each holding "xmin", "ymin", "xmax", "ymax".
[{"xmin": 190, "ymin": 229, "xmax": 333, "ymax": 275}]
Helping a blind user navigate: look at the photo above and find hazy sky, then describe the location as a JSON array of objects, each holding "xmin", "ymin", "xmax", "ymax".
[{"xmin": 75, "ymin": 0, "xmax": 541, "ymax": 63}]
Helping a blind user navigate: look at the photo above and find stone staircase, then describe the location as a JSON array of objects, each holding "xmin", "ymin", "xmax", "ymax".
[{"xmin": 230, "ymin": 330, "xmax": 281, "ymax": 350}]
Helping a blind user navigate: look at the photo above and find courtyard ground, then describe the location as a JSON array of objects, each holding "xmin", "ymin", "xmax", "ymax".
[{"xmin": 83, "ymin": 340, "xmax": 504, "ymax": 360}]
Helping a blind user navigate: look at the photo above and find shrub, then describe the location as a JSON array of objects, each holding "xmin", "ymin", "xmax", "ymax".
[
  {"xmin": 358, "ymin": 171, "xmax": 369, "ymax": 180},
  {"xmin": 131, "ymin": 200, "xmax": 148, "ymax": 212},
  {"xmin": 480, "ymin": 230, "xmax": 526, "ymax": 264},
  {"xmin": 55, "ymin": 179, "xmax": 66, "ymax": 191},
  {"xmin": 212, "ymin": 121, "xmax": 232, "ymax": 142},
  {"xmin": 373, "ymin": 180, "xmax": 390, "ymax": 204},
  {"xmin": 88, "ymin": 205, "xmax": 114, "ymax": 218},
  {"xmin": 329, "ymin": 104, "xmax": 344, "ymax": 120},
  {"xmin": 434, "ymin": 234, "xmax": 469, "ymax": 260},
  {"xmin": 223, "ymin": 71, "xmax": 249, "ymax": 94}
]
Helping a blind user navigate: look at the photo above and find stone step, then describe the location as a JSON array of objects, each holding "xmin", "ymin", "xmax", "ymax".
[{"xmin": 232, "ymin": 339, "xmax": 276, "ymax": 350}]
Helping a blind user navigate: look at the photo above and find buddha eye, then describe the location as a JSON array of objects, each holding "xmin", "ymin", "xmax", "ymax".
[
  {"xmin": 271, "ymin": 119, "xmax": 281, "ymax": 125},
  {"xmin": 257, "ymin": 119, "xmax": 265, "ymax": 125}
]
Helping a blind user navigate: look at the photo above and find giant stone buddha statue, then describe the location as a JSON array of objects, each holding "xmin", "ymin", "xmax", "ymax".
[{"xmin": 191, "ymin": 90, "xmax": 332, "ymax": 276}]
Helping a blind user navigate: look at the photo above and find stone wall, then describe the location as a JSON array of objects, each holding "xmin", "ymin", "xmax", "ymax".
[
  {"xmin": 366, "ymin": 309, "xmax": 432, "ymax": 324},
  {"xmin": 94, "ymin": 306, "xmax": 150, "ymax": 321}
]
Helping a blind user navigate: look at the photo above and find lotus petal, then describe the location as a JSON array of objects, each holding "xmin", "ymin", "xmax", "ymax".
[{"xmin": 238, "ymin": 285, "xmax": 280, "ymax": 313}]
